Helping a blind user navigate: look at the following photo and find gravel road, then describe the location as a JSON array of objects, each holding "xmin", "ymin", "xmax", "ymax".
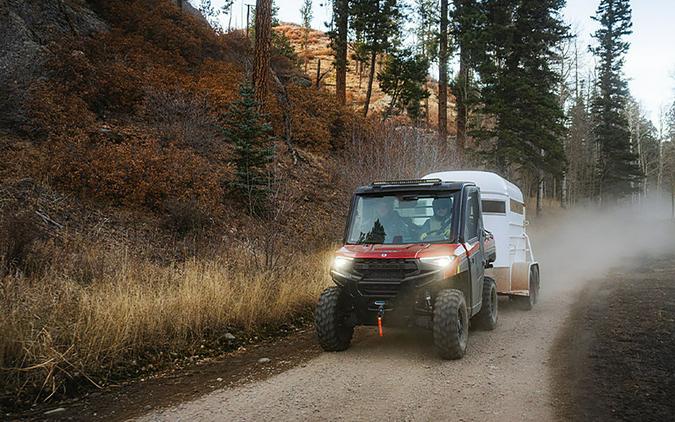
[
  {"xmin": 135, "ymin": 208, "xmax": 675, "ymax": 422},
  {"xmin": 134, "ymin": 216, "xmax": 577, "ymax": 421},
  {"xmin": 137, "ymin": 297, "xmax": 568, "ymax": 422}
]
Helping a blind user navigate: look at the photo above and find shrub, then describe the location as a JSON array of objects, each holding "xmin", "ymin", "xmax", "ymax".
[
  {"xmin": 0, "ymin": 212, "xmax": 43, "ymax": 276},
  {"xmin": 162, "ymin": 199, "xmax": 211, "ymax": 238},
  {"xmin": 44, "ymin": 134, "xmax": 224, "ymax": 211}
]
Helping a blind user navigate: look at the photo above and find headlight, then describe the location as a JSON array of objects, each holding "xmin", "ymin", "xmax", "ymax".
[
  {"xmin": 419, "ymin": 255, "xmax": 454, "ymax": 268},
  {"xmin": 332, "ymin": 256, "xmax": 353, "ymax": 270}
]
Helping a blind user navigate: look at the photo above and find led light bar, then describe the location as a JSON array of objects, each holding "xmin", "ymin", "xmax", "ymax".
[{"xmin": 371, "ymin": 178, "xmax": 442, "ymax": 186}]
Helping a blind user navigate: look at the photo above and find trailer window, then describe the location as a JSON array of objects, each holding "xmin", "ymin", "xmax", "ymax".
[
  {"xmin": 510, "ymin": 199, "xmax": 524, "ymax": 215},
  {"xmin": 482, "ymin": 200, "xmax": 506, "ymax": 214}
]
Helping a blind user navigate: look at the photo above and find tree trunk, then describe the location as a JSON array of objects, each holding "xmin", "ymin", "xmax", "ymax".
[
  {"xmin": 363, "ymin": 50, "xmax": 377, "ymax": 117},
  {"xmin": 536, "ymin": 171, "xmax": 544, "ymax": 216},
  {"xmin": 253, "ymin": 0, "xmax": 272, "ymax": 109},
  {"xmin": 334, "ymin": 0, "xmax": 348, "ymax": 106},
  {"xmin": 438, "ymin": 0, "xmax": 448, "ymax": 141},
  {"xmin": 561, "ymin": 171, "xmax": 568, "ymax": 209},
  {"xmin": 456, "ymin": 46, "xmax": 468, "ymax": 150}
]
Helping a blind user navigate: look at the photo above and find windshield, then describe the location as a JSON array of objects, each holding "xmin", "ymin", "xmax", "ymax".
[{"xmin": 346, "ymin": 191, "xmax": 460, "ymax": 244}]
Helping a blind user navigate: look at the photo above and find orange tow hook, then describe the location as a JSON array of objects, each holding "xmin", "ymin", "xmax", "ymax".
[{"xmin": 375, "ymin": 300, "xmax": 385, "ymax": 337}]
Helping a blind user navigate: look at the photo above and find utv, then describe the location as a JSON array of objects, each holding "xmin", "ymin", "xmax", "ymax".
[{"xmin": 315, "ymin": 178, "xmax": 498, "ymax": 360}]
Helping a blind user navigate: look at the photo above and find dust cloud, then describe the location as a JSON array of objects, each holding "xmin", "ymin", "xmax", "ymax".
[{"xmin": 529, "ymin": 199, "xmax": 675, "ymax": 297}]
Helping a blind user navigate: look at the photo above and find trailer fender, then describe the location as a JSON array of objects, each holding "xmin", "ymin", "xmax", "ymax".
[{"xmin": 511, "ymin": 262, "xmax": 539, "ymax": 295}]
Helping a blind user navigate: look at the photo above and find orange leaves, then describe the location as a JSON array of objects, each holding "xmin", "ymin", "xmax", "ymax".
[{"xmin": 45, "ymin": 135, "xmax": 223, "ymax": 212}]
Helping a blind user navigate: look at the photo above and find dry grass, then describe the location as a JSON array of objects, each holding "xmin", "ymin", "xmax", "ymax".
[{"xmin": 0, "ymin": 241, "xmax": 332, "ymax": 405}]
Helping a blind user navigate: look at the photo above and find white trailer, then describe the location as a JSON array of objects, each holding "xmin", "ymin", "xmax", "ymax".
[{"xmin": 423, "ymin": 171, "xmax": 540, "ymax": 309}]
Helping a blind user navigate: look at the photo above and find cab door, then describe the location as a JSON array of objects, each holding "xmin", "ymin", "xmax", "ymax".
[{"xmin": 462, "ymin": 187, "xmax": 485, "ymax": 313}]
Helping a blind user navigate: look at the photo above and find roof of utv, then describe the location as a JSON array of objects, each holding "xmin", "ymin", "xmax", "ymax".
[
  {"xmin": 423, "ymin": 171, "xmax": 524, "ymax": 203},
  {"xmin": 355, "ymin": 179, "xmax": 474, "ymax": 195}
]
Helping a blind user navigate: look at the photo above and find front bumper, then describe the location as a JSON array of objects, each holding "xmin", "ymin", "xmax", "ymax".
[{"xmin": 331, "ymin": 258, "xmax": 445, "ymax": 326}]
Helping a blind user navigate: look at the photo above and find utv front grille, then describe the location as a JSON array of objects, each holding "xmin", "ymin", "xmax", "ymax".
[{"xmin": 352, "ymin": 258, "xmax": 419, "ymax": 297}]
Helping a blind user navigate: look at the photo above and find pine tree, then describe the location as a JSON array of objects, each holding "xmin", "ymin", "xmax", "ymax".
[
  {"xmin": 452, "ymin": 0, "xmax": 483, "ymax": 151},
  {"xmin": 413, "ymin": 0, "xmax": 439, "ymax": 122},
  {"xmin": 590, "ymin": 0, "xmax": 641, "ymax": 202},
  {"xmin": 223, "ymin": 84, "xmax": 275, "ymax": 214},
  {"xmin": 328, "ymin": 0, "xmax": 349, "ymax": 106},
  {"xmin": 476, "ymin": 0, "xmax": 568, "ymax": 182},
  {"xmin": 566, "ymin": 90, "xmax": 595, "ymax": 204},
  {"xmin": 414, "ymin": 0, "xmax": 439, "ymax": 60},
  {"xmin": 350, "ymin": 0, "xmax": 401, "ymax": 116},
  {"xmin": 253, "ymin": 0, "xmax": 273, "ymax": 108},
  {"xmin": 438, "ymin": 0, "xmax": 449, "ymax": 139},
  {"xmin": 378, "ymin": 48, "xmax": 430, "ymax": 121},
  {"xmin": 300, "ymin": 0, "xmax": 313, "ymax": 72}
]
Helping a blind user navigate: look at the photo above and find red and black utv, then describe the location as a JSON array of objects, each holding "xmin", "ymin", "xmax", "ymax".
[{"xmin": 315, "ymin": 179, "xmax": 497, "ymax": 359}]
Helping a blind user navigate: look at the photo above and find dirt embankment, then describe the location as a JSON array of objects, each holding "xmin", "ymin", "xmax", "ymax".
[{"xmin": 554, "ymin": 255, "xmax": 675, "ymax": 421}]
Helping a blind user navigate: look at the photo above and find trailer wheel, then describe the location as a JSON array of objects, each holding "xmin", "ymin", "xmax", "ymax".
[
  {"xmin": 315, "ymin": 287, "xmax": 354, "ymax": 352},
  {"xmin": 433, "ymin": 289, "xmax": 469, "ymax": 360},
  {"xmin": 474, "ymin": 277, "xmax": 498, "ymax": 330},
  {"xmin": 516, "ymin": 267, "xmax": 539, "ymax": 311}
]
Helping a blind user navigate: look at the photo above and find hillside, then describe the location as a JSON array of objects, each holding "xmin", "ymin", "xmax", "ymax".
[{"xmin": 275, "ymin": 23, "xmax": 456, "ymax": 131}]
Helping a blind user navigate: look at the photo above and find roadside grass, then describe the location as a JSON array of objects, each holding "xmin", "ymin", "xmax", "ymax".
[{"xmin": 0, "ymin": 241, "xmax": 331, "ymax": 407}]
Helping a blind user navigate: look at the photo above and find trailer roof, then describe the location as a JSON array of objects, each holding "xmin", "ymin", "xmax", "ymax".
[{"xmin": 422, "ymin": 171, "xmax": 524, "ymax": 203}]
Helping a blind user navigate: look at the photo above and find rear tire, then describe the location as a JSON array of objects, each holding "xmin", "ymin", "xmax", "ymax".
[
  {"xmin": 315, "ymin": 287, "xmax": 354, "ymax": 351},
  {"xmin": 433, "ymin": 289, "xmax": 469, "ymax": 360},
  {"xmin": 475, "ymin": 277, "xmax": 498, "ymax": 330}
]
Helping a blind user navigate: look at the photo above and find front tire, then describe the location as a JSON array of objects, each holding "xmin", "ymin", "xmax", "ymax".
[
  {"xmin": 475, "ymin": 276, "xmax": 498, "ymax": 330},
  {"xmin": 433, "ymin": 289, "xmax": 469, "ymax": 360},
  {"xmin": 315, "ymin": 287, "xmax": 354, "ymax": 351}
]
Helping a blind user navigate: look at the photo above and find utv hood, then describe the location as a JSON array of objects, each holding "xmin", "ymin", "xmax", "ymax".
[{"xmin": 337, "ymin": 243, "xmax": 462, "ymax": 260}]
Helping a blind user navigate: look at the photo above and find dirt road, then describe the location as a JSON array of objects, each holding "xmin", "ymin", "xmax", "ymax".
[
  {"xmin": 136, "ymin": 296, "xmax": 568, "ymax": 422},
  {"xmin": 29, "ymin": 207, "xmax": 675, "ymax": 421},
  {"xmin": 134, "ymin": 208, "xmax": 675, "ymax": 422}
]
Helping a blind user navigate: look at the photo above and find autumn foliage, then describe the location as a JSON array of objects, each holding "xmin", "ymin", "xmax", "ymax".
[{"xmin": 8, "ymin": 0, "xmax": 362, "ymax": 215}]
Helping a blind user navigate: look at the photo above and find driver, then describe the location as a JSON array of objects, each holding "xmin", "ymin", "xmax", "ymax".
[
  {"xmin": 420, "ymin": 197, "xmax": 452, "ymax": 241},
  {"xmin": 368, "ymin": 196, "xmax": 410, "ymax": 242}
]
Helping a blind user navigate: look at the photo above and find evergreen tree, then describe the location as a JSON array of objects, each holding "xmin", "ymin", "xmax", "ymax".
[
  {"xmin": 566, "ymin": 90, "xmax": 596, "ymax": 204},
  {"xmin": 438, "ymin": 0, "xmax": 449, "ymax": 138},
  {"xmin": 590, "ymin": 0, "xmax": 641, "ymax": 201},
  {"xmin": 378, "ymin": 48, "xmax": 430, "ymax": 121},
  {"xmin": 414, "ymin": 0, "xmax": 439, "ymax": 60},
  {"xmin": 413, "ymin": 0, "xmax": 438, "ymax": 122},
  {"xmin": 223, "ymin": 83, "xmax": 275, "ymax": 214},
  {"xmin": 350, "ymin": 0, "xmax": 402, "ymax": 116},
  {"xmin": 451, "ymin": 0, "xmax": 483, "ymax": 150},
  {"xmin": 253, "ymin": 0, "xmax": 273, "ymax": 108},
  {"xmin": 328, "ymin": 0, "xmax": 349, "ymax": 106},
  {"xmin": 300, "ymin": 0, "xmax": 313, "ymax": 72},
  {"xmin": 476, "ymin": 0, "xmax": 568, "ymax": 181}
]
